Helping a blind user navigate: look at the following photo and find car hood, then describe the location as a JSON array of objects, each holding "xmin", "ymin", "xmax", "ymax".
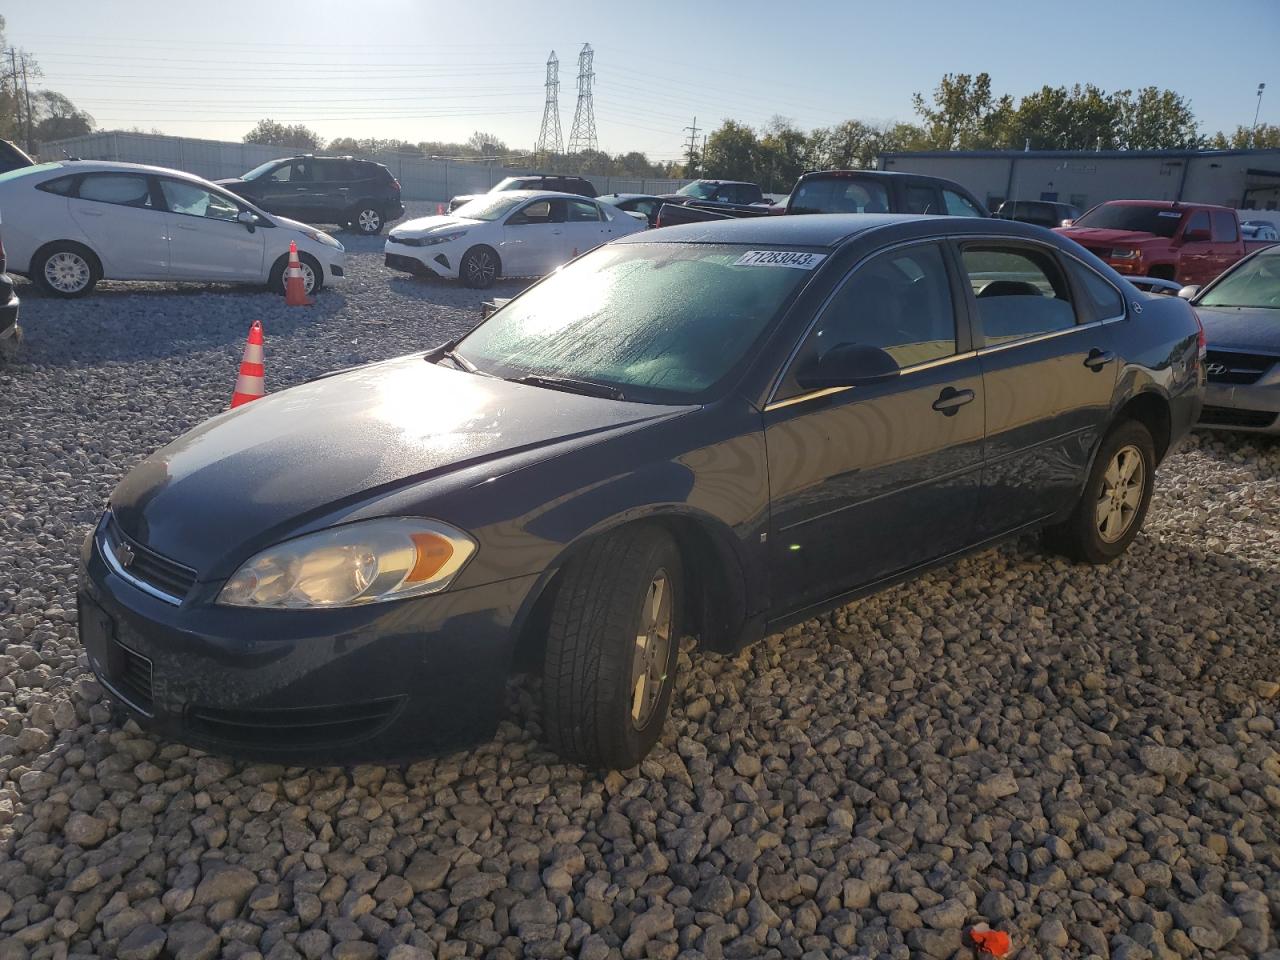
[
  {"xmin": 110, "ymin": 354, "xmax": 687, "ymax": 575},
  {"xmin": 1195, "ymin": 305, "xmax": 1280, "ymax": 355},
  {"xmin": 1056, "ymin": 226, "xmax": 1159, "ymax": 246},
  {"xmin": 390, "ymin": 215, "xmax": 478, "ymax": 238},
  {"xmin": 268, "ymin": 213, "xmax": 320, "ymax": 234}
]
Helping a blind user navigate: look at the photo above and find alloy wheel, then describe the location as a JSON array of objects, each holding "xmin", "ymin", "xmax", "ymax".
[
  {"xmin": 629, "ymin": 570, "xmax": 672, "ymax": 729},
  {"xmin": 358, "ymin": 209, "xmax": 381, "ymax": 232},
  {"xmin": 281, "ymin": 261, "xmax": 317, "ymax": 295},
  {"xmin": 466, "ymin": 250, "xmax": 497, "ymax": 285},
  {"xmin": 1095, "ymin": 444, "xmax": 1145, "ymax": 543},
  {"xmin": 44, "ymin": 252, "xmax": 91, "ymax": 294}
]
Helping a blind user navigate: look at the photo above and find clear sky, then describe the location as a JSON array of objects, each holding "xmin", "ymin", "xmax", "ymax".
[{"xmin": 7, "ymin": 0, "xmax": 1278, "ymax": 158}]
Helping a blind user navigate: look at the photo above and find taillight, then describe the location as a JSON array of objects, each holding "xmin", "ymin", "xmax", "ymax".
[{"xmin": 391, "ymin": 178, "xmax": 402, "ymax": 193}]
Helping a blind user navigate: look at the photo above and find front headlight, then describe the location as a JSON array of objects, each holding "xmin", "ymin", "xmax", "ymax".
[
  {"xmin": 304, "ymin": 229, "xmax": 343, "ymax": 249},
  {"xmin": 218, "ymin": 518, "xmax": 476, "ymax": 609},
  {"xmin": 1109, "ymin": 247, "xmax": 1140, "ymax": 260},
  {"xmin": 422, "ymin": 231, "xmax": 467, "ymax": 246}
]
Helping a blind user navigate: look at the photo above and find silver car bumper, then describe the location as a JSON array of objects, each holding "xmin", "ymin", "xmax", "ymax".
[{"xmin": 1198, "ymin": 379, "xmax": 1280, "ymax": 434}]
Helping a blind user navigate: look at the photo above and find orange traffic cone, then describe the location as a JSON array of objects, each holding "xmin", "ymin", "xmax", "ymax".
[
  {"xmin": 230, "ymin": 321, "xmax": 265, "ymax": 409},
  {"xmin": 284, "ymin": 241, "xmax": 313, "ymax": 307},
  {"xmin": 436, "ymin": 202, "xmax": 445, "ymax": 215}
]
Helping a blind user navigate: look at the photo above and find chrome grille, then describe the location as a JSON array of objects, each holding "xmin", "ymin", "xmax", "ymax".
[
  {"xmin": 1203, "ymin": 350, "xmax": 1277, "ymax": 386},
  {"xmin": 100, "ymin": 514, "xmax": 197, "ymax": 604}
]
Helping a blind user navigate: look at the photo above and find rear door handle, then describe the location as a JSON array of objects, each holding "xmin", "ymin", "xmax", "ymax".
[
  {"xmin": 1084, "ymin": 348, "xmax": 1116, "ymax": 371},
  {"xmin": 932, "ymin": 386, "xmax": 975, "ymax": 416}
]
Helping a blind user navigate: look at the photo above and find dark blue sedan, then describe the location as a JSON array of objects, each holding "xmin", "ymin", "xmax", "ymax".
[{"xmin": 79, "ymin": 214, "xmax": 1204, "ymax": 768}]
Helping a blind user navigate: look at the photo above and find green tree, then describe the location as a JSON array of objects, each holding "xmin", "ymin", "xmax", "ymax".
[
  {"xmin": 33, "ymin": 91, "xmax": 93, "ymax": 141},
  {"xmin": 702, "ymin": 120, "xmax": 759, "ymax": 182},
  {"xmin": 1116, "ymin": 87, "xmax": 1199, "ymax": 149},
  {"xmin": 466, "ymin": 131, "xmax": 507, "ymax": 155},
  {"xmin": 243, "ymin": 119, "xmax": 322, "ymax": 151},
  {"xmin": 912, "ymin": 72, "xmax": 1013, "ymax": 149},
  {"xmin": 758, "ymin": 115, "xmax": 811, "ymax": 191},
  {"xmin": 1208, "ymin": 123, "xmax": 1280, "ymax": 149}
]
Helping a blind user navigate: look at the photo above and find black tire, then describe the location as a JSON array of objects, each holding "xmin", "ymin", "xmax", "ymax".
[
  {"xmin": 34, "ymin": 242, "xmax": 100, "ymax": 298},
  {"xmin": 0, "ymin": 329, "xmax": 19, "ymax": 365},
  {"xmin": 267, "ymin": 251, "xmax": 324, "ymax": 296},
  {"xmin": 352, "ymin": 205, "xmax": 383, "ymax": 235},
  {"xmin": 1044, "ymin": 420, "xmax": 1156, "ymax": 564},
  {"xmin": 460, "ymin": 246, "xmax": 500, "ymax": 289},
  {"xmin": 542, "ymin": 525, "xmax": 684, "ymax": 769}
]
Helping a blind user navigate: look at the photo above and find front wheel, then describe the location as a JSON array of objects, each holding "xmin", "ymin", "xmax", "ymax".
[
  {"xmin": 460, "ymin": 246, "xmax": 499, "ymax": 289},
  {"xmin": 268, "ymin": 252, "xmax": 323, "ymax": 296},
  {"xmin": 1044, "ymin": 420, "xmax": 1156, "ymax": 563},
  {"xmin": 542, "ymin": 525, "xmax": 684, "ymax": 769}
]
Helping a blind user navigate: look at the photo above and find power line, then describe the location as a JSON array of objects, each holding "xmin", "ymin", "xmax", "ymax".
[
  {"xmin": 566, "ymin": 43, "xmax": 597, "ymax": 154},
  {"xmin": 534, "ymin": 50, "xmax": 563, "ymax": 159}
]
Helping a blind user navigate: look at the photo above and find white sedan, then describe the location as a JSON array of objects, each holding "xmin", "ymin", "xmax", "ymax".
[
  {"xmin": 384, "ymin": 190, "xmax": 645, "ymax": 288},
  {"xmin": 0, "ymin": 160, "xmax": 345, "ymax": 298}
]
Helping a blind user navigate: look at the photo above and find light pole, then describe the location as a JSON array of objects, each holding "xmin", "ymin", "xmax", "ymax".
[{"xmin": 1252, "ymin": 82, "xmax": 1266, "ymax": 147}]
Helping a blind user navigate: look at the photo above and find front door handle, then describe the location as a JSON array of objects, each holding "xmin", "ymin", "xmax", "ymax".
[
  {"xmin": 1084, "ymin": 348, "xmax": 1116, "ymax": 371},
  {"xmin": 932, "ymin": 386, "xmax": 975, "ymax": 416}
]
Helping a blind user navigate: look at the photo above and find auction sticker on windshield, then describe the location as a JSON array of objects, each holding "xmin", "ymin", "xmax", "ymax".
[{"xmin": 734, "ymin": 250, "xmax": 827, "ymax": 269}]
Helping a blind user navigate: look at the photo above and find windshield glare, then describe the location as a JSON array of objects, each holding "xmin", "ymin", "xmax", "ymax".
[
  {"xmin": 452, "ymin": 194, "xmax": 527, "ymax": 221},
  {"xmin": 676, "ymin": 181, "xmax": 717, "ymax": 199},
  {"xmin": 455, "ymin": 242, "xmax": 820, "ymax": 401},
  {"xmin": 242, "ymin": 160, "xmax": 283, "ymax": 181},
  {"xmin": 1199, "ymin": 251, "xmax": 1280, "ymax": 309},
  {"xmin": 1074, "ymin": 204, "xmax": 1184, "ymax": 237}
]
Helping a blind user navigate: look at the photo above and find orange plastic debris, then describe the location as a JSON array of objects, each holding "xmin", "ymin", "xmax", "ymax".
[{"xmin": 970, "ymin": 927, "xmax": 1011, "ymax": 957}]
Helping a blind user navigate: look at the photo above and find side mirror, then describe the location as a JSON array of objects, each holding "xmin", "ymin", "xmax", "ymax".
[
  {"xmin": 1177, "ymin": 284, "xmax": 1201, "ymax": 300},
  {"xmin": 796, "ymin": 344, "xmax": 900, "ymax": 390},
  {"xmin": 1059, "ymin": 218, "xmax": 1074, "ymax": 228},
  {"xmin": 1182, "ymin": 227, "xmax": 1211, "ymax": 243},
  {"xmin": 237, "ymin": 210, "xmax": 259, "ymax": 228}
]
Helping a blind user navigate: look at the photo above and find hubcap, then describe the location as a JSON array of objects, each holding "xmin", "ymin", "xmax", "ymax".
[
  {"xmin": 467, "ymin": 251, "xmax": 496, "ymax": 284},
  {"xmin": 630, "ymin": 571, "xmax": 673, "ymax": 729},
  {"xmin": 358, "ymin": 209, "xmax": 380, "ymax": 231},
  {"xmin": 1095, "ymin": 444, "xmax": 1145, "ymax": 543},
  {"xmin": 45, "ymin": 252, "xmax": 90, "ymax": 293}
]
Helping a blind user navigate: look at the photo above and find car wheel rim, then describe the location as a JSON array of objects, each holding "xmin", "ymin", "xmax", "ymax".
[
  {"xmin": 359, "ymin": 209, "xmax": 380, "ymax": 231},
  {"xmin": 284, "ymin": 262, "xmax": 316, "ymax": 295},
  {"xmin": 1095, "ymin": 444, "xmax": 1145, "ymax": 543},
  {"xmin": 467, "ymin": 251, "xmax": 495, "ymax": 284},
  {"xmin": 630, "ymin": 570, "xmax": 672, "ymax": 730},
  {"xmin": 45, "ymin": 252, "xmax": 90, "ymax": 293}
]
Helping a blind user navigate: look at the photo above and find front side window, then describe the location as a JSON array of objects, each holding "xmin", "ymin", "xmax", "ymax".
[
  {"xmin": 790, "ymin": 177, "xmax": 890, "ymax": 215},
  {"xmin": 800, "ymin": 242, "xmax": 956, "ymax": 371},
  {"xmin": 507, "ymin": 199, "xmax": 563, "ymax": 225},
  {"xmin": 961, "ymin": 245, "xmax": 1076, "ymax": 345},
  {"xmin": 1210, "ymin": 210, "xmax": 1238, "ymax": 243},
  {"xmin": 160, "ymin": 180, "xmax": 241, "ymax": 221},
  {"xmin": 77, "ymin": 174, "xmax": 153, "ymax": 208},
  {"xmin": 943, "ymin": 189, "xmax": 984, "ymax": 218},
  {"xmin": 566, "ymin": 199, "xmax": 601, "ymax": 222},
  {"xmin": 267, "ymin": 164, "xmax": 293, "ymax": 183},
  {"xmin": 1184, "ymin": 211, "xmax": 1211, "ymax": 239},
  {"xmin": 454, "ymin": 242, "xmax": 820, "ymax": 401}
]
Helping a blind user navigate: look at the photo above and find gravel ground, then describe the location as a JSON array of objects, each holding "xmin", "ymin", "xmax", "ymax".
[{"xmin": 1, "ymin": 209, "xmax": 1278, "ymax": 960}]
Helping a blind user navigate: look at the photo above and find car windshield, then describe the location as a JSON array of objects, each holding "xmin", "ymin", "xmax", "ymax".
[
  {"xmin": 452, "ymin": 194, "xmax": 528, "ymax": 221},
  {"xmin": 1198, "ymin": 250, "xmax": 1280, "ymax": 309},
  {"xmin": 676, "ymin": 182, "xmax": 717, "ymax": 199},
  {"xmin": 454, "ymin": 242, "xmax": 821, "ymax": 402},
  {"xmin": 1073, "ymin": 204, "xmax": 1184, "ymax": 237},
  {"xmin": 242, "ymin": 160, "xmax": 284, "ymax": 181}
]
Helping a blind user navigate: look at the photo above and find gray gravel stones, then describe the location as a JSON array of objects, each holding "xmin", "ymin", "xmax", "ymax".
[{"xmin": 1, "ymin": 223, "xmax": 1278, "ymax": 958}]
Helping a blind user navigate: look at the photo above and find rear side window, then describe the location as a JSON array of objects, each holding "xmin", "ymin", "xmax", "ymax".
[
  {"xmin": 790, "ymin": 177, "xmax": 890, "ymax": 214},
  {"xmin": 37, "ymin": 175, "xmax": 78, "ymax": 196},
  {"xmin": 961, "ymin": 245, "xmax": 1076, "ymax": 345},
  {"xmin": 315, "ymin": 161, "xmax": 356, "ymax": 182},
  {"xmin": 566, "ymin": 199, "xmax": 601, "ymax": 222},
  {"xmin": 78, "ymin": 173, "xmax": 153, "ymax": 208},
  {"xmin": 905, "ymin": 186, "xmax": 939, "ymax": 214},
  {"xmin": 1066, "ymin": 258, "xmax": 1125, "ymax": 322},
  {"xmin": 1210, "ymin": 211, "xmax": 1238, "ymax": 243},
  {"xmin": 943, "ymin": 189, "xmax": 984, "ymax": 218}
]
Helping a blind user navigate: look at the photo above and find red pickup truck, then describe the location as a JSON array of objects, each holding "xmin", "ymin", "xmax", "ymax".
[{"xmin": 1055, "ymin": 200, "xmax": 1271, "ymax": 287}]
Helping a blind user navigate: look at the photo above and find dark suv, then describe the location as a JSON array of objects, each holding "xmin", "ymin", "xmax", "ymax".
[
  {"xmin": 448, "ymin": 174, "xmax": 598, "ymax": 212},
  {"xmin": 0, "ymin": 140, "xmax": 34, "ymax": 175},
  {"xmin": 0, "ymin": 223, "xmax": 21, "ymax": 364},
  {"xmin": 994, "ymin": 199, "xmax": 1082, "ymax": 228},
  {"xmin": 218, "ymin": 156, "xmax": 404, "ymax": 235}
]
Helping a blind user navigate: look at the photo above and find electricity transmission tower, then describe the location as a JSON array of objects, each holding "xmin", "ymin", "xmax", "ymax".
[
  {"xmin": 534, "ymin": 51, "xmax": 563, "ymax": 160},
  {"xmin": 683, "ymin": 117, "xmax": 702, "ymax": 175},
  {"xmin": 566, "ymin": 43, "xmax": 597, "ymax": 154}
]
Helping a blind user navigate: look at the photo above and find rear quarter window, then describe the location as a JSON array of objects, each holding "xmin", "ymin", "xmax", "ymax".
[{"xmin": 36, "ymin": 174, "xmax": 78, "ymax": 196}]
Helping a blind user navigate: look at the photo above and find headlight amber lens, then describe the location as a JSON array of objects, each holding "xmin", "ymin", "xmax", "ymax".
[{"xmin": 218, "ymin": 518, "xmax": 476, "ymax": 609}]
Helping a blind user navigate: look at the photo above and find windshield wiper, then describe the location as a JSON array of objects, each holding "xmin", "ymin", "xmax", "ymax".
[
  {"xmin": 423, "ymin": 339, "xmax": 482, "ymax": 374},
  {"xmin": 510, "ymin": 374, "xmax": 627, "ymax": 401}
]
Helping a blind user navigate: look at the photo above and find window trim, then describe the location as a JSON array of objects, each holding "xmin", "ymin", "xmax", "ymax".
[
  {"xmin": 72, "ymin": 171, "xmax": 161, "ymax": 211},
  {"xmin": 766, "ymin": 237, "xmax": 971, "ymax": 408}
]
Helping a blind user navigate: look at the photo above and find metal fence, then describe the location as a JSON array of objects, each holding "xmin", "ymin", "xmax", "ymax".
[{"xmin": 36, "ymin": 132, "xmax": 692, "ymax": 202}]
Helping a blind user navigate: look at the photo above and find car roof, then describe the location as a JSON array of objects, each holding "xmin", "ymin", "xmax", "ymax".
[
  {"xmin": 4, "ymin": 159, "xmax": 220, "ymax": 185},
  {"xmin": 620, "ymin": 212, "xmax": 1021, "ymax": 247},
  {"xmin": 470, "ymin": 189, "xmax": 596, "ymax": 202},
  {"xmin": 1103, "ymin": 199, "xmax": 1234, "ymax": 211}
]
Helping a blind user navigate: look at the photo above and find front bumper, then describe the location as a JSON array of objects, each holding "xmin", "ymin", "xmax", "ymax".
[
  {"xmin": 384, "ymin": 241, "xmax": 460, "ymax": 280},
  {"xmin": 1198, "ymin": 380, "xmax": 1280, "ymax": 434},
  {"xmin": 79, "ymin": 520, "xmax": 541, "ymax": 763}
]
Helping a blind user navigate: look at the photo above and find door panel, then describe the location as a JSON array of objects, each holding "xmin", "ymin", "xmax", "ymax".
[
  {"xmin": 499, "ymin": 198, "xmax": 566, "ymax": 275},
  {"xmin": 69, "ymin": 173, "xmax": 169, "ymax": 279},
  {"xmin": 158, "ymin": 179, "xmax": 265, "ymax": 281},
  {"xmin": 562, "ymin": 199, "xmax": 608, "ymax": 258}
]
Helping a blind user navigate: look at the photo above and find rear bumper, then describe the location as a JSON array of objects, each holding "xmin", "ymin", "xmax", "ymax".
[
  {"xmin": 385, "ymin": 200, "xmax": 405, "ymax": 222},
  {"xmin": 79, "ymin": 518, "xmax": 541, "ymax": 763},
  {"xmin": 1198, "ymin": 381, "xmax": 1280, "ymax": 434}
]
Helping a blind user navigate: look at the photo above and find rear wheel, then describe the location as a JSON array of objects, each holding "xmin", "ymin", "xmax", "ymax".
[
  {"xmin": 460, "ymin": 246, "xmax": 499, "ymax": 289},
  {"xmin": 542, "ymin": 525, "xmax": 684, "ymax": 769},
  {"xmin": 353, "ymin": 206, "xmax": 383, "ymax": 235},
  {"xmin": 1044, "ymin": 420, "xmax": 1156, "ymax": 563},
  {"xmin": 35, "ymin": 243, "xmax": 99, "ymax": 298}
]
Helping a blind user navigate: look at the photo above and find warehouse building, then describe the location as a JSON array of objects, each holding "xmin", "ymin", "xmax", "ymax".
[{"xmin": 877, "ymin": 148, "xmax": 1280, "ymax": 215}]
